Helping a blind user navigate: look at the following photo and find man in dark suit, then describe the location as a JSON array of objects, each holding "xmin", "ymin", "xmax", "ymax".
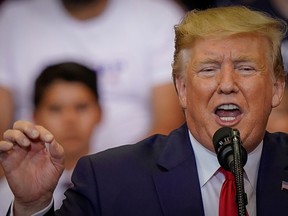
[{"xmin": 0, "ymin": 6, "xmax": 288, "ymax": 216}]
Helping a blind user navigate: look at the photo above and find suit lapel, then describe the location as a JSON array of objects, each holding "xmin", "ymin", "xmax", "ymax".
[
  {"xmin": 257, "ymin": 132, "xmax": 288, "ymax": 216},
  {"xmin": 153, "ymin": 124, "xmax": 205, "ymax": 216}
]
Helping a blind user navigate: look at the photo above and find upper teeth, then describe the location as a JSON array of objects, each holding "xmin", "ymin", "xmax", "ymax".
[{"xmin": 218, "ymin": 104, "xmax": 239, "ymax": 110}]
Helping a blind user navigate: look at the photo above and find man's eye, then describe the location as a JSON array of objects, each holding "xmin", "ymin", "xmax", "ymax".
[
  {"xmin": 48, "ymin": 106, "xmax": 61, "ymax": 113},
  {"xmin": 76, "ymin": 104, "xmax": 88, "ymax": 112},
  {"xmin": 197, "ymin": 67, "xmax": 218, "ymax": 77},
  {"xmin": 236, "ymin": 66, "xmax": 256, "ymax": 75},
  {"xmin": 239, "ymin": 66, "xmax": 253, "ymax": 71},
  {"xmin": 202, "ymin": 68, "xmax": 215, "ymax": 72}
]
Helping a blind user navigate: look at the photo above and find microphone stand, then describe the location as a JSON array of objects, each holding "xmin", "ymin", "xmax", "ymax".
[{"xmin": 231, "ymin": 129, "xmax": 247, "ymax": 216}]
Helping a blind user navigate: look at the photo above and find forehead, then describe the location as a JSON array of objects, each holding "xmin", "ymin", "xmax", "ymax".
[
  {"xmin": 43, "ymin": 81, "xmax": 96, "ymax": 101},
  {"xmin": 189, "ymin": 33, "xmax": 272, "ymax": 61}
]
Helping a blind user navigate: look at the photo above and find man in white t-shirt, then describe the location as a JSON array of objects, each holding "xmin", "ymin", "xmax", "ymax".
[{"xmin": 0, "ymin": 0, "xmax": 185, "ymax": 153}]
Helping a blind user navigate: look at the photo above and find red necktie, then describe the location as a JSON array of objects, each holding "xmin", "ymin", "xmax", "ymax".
[{"xmin": 219, "ymin": 167, "xmax": 240, "ymax": 216}]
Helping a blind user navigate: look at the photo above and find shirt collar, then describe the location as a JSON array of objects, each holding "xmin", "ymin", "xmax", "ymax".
[
  {"xmin": 189, "ymin": 131, "xmax": 219, "ymax": 187},
  {"xmin": 243, "ymin": 140, "xmax": 263, "ymax": 191},
  {"xmin": 188, "ymin": 130, "xmax": 263, "ymax": 190}
]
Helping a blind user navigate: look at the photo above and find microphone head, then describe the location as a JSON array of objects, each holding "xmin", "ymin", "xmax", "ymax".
[
  {"xmin": 213, "ymin": 127, "xmax": 232, "ymax": 153},
  {"xmin": 213, "ymin": 127, "xmax": 234, "ymax": 171},
  {"xmin": 212, "ymin": 127, "xmax": 248, "ymax": 172}
]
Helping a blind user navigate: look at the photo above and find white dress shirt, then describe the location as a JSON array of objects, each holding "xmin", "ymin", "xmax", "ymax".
[{"xmin": 189, "ymin": 131, "xmax": 263, "ymax": 216}]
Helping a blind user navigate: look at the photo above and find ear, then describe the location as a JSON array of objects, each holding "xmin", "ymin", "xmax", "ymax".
[
  {"xmin": 272, "ymin": 78, "xmax": 285, "ymax": 108},
  {"xmin": 175, "ymin": 76, "xmax": 187, "ymax": 109}
]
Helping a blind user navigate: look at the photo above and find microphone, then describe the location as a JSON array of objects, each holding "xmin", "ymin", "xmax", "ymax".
[
  {"xmin": 213, "ymin": 127, "xmax": 249, "ymax": 214},
  {"xmin": 213, "ymin": 127, "xmax": 247, "ymax": 172}
]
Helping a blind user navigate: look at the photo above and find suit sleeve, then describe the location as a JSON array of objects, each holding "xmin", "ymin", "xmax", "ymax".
[{"xmin": 55, "ymin": 156, "xmax": 101, "ymax": 215}]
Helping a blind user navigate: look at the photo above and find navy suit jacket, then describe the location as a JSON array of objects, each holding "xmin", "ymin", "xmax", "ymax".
[{"xmin": 17, "ymin": 124, "xmax": 288, "ymax": 215}]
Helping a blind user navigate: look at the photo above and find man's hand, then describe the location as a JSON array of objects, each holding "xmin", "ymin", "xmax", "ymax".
[{"xmin": 0, "ymin": 120, "xmax": 65, "ymax": 216}]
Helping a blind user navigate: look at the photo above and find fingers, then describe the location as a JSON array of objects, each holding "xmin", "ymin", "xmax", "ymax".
[
  {"xmin": 8, "ymin": 120, "xmax": 64, "ymax": 160},
  {"xmin": 1, "ymin": 120, "xmax": 64, "ymax": 155},
  {"xmin": 34, "ymin": 125, "xmax": 54, "ymax": 143},
  {"xmin": 13, "ymin": 120, "xmax": 54, "ymax": 142},
  {"xmin": 49, "ymin": 139, "xmax": 65, "ymax": 164},
  {"xmin": 3, "ymin": 128, "xmax": 31, "ymax": 147},
  {"xmin": 13, "ymin": 120, "xmax": 39, "ymax": 140},
  {"xmin": 0, "ymin": 140, "xmax": 13, "ymax": 152},
  {"xmin": 0, "ymin": 121, "xmax": 55, "ymax": 154},
  {"xmin": 4, "ymin": 120, "xmax": 54, "ymax": 145}
]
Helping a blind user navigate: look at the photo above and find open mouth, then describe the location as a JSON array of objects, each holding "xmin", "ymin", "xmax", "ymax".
[{"xmin": 215, "ymin": 104, "xmax": 241, "ymax": 122}]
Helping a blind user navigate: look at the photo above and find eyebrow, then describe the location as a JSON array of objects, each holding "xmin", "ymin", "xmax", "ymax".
[
  {"xmin": 198, "ymin": 54, "xmax": 258, "ymax": 64},
  {"xmin": 232, "ymin": 54, "xmax": 258, "ymax": 63},
  {"xmin": 196, "ymin": 58, "xmax": 222, "ymax": 65}
]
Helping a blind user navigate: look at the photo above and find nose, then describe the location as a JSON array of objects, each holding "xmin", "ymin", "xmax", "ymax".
[
  {"xmin": 216, "ymin": 65, "xmax": 239, "ymax": 94},
  {"xmin": 63, "ymin": 108, "xmax": 78, "ymax": 123}
]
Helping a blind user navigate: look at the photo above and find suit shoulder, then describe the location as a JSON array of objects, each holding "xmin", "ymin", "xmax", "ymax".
[
  {"xmin": 89, "ymin": 134, "xmax": 168, "ymax": 164},
  {"xmin": 264, "ymin": 131, "xmax": 288, "ymax": 152},
  {"xmin": 79, "ymin": 124, "xmax": 189, "ymax": 170},
  {"xmin": 264, "ymin": 131, "xmax": 288, "ymax": 142}
]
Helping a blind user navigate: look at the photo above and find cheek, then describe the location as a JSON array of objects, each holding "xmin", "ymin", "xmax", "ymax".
[
  {"xmin": 186, "ymin": 80, "xmax": 216, "ymax": 105},
  {"xmin": 80, "ymin": 122, "xmax": 96, "ymax": 135},
  {"xmin": 43, "ymin": 123, "xmax": 64, "ymax": 140},
  {"xmin": 242, "ymin": 77, "xmax": 273, "ymax": 102},
  {"xmin": 78, "ymin": 114, "xmax": 99, "ymax": 131}
]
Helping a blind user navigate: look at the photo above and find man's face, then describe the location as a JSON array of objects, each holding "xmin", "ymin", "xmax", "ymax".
[
  {"xmin": 176, "ymin": 33, "xmax": 285, "ymax": 152},
  {"xmin": 33, "ymin": 81, "xmax": 101, "ymax": 161}
]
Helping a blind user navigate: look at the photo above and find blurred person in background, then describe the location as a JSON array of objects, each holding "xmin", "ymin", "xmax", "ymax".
[
  {"xmin": 0, "ymin": 62, "xmax": 102, "ymax": 213},
  {"xmin": 0, "ymin": 0, "xmax": 185, "ymax": 155}
]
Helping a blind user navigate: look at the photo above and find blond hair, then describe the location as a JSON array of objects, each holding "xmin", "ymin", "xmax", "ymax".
[{"xmin": 172, "ymin": 6, "xmax": 287, "ymax": 84}]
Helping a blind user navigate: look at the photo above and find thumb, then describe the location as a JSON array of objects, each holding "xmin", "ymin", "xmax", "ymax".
[{"xmin": 49, "ymin": 139, "xmax": 65, "ymax": 171}]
